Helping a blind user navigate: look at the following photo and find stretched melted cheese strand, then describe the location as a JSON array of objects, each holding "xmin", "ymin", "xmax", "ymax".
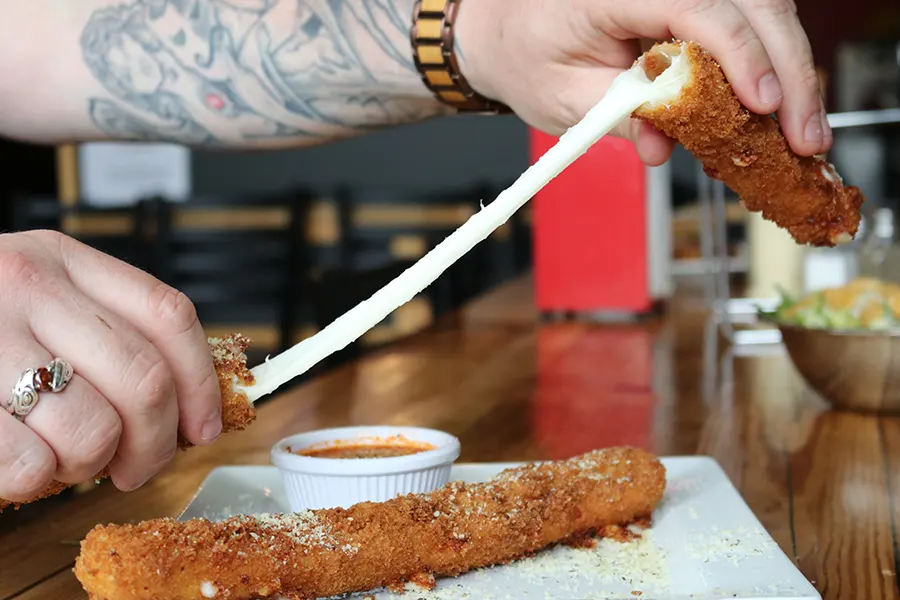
[{"xmin": 239, "ymin": 52, "xmax": 692, "ymax": 403}]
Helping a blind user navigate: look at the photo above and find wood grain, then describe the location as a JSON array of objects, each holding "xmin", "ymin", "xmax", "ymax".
[
  {"xmin": 791, "ymin": 411, "xmax": 898, "ymax": 599},
  {"xmin": 880, "ymin": 419, "xmax": 900, "ymax": 595},
  {"xmin": 1, "ymin": 274, "xmax": 898, "ymax": 600},
  {"xmin": 55, "ymin": 145, "xmax": 79, "ymax": 207},
  {"xmin": 9, "ymin": 569, "xmax": 84, "ymax": 600}
]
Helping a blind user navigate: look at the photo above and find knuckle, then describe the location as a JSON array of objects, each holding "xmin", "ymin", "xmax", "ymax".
[
  {"xmin": 155, "ymin": 441, "xmax": 178, "ymax": 469},
  {"xmin": 195, "ymin": 365, "xmax": 223, "ymax": 407},
  {"xmin": 6, "ymin": 445, "xmax": 55, "ymax": 499},
  {"xmin": 792, "ymin": 63, "xmax": 822, "ymax": 96},
  {"xmin": 129, "ymin": 347, "xmax": 176, "ymax": 413},
  {"xmin": 726, "ymin": 25, "xmax": 760, "ymax": 59},
  {"xmin": 740, "ymin": 0, "xmax": 796, "ymax": 15},
  {"xmin": 24, "ymin": 228, "xmax": 67, "ymax": 245},
  {"xmin": 147, "ymin": 282, "xmax": 198, "ymax": 335},
  {"xmin": 143, "ymin": 441, "xmax": 178, "ymax": 480},
  {"xmin": 671, "ymin": 0, "xmax": 716, "ymax": 16},
  {"xmin": 111, "ymin": 439, "xmax": 176, "ymax": 491},
  {"xmin": 0, "ymin": 250, "xmax": 42, "ymax": 287},
  {"xmin": 31, "ymin": 229, "xmax": 92, "ymax": 273},
  {"xmin": 70, "ymin": 413, "xmax": 122, "ymax": 477}
]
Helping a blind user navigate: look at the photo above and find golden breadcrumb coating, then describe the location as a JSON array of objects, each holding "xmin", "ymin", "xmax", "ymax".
[
  {"xmin": 634, "ymin": 41, "xmax": 864, "ymax": 247},
  {"xmin": 0, "ymin": 334, "xmax": 256, "ymax": 512},
  {"xmin": 207, "ymin": 333, "xmax": 256, "ymax": 432},
  {"xmin": 74, "ymin": 447, "xmax": 666, "ymax": 600}
]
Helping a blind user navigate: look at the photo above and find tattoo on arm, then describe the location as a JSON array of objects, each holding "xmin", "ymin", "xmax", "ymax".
[{"xmin": 80, "ymin": 0, "xmax": 451, "ymax": 146}]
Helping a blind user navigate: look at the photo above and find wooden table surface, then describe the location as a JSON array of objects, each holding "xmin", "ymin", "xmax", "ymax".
[{"xmin": 1, "ymin": 273, "xmax": 898, "ymax": 599}]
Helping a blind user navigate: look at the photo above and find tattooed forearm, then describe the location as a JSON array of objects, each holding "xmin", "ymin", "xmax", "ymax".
[{"xmin": 79, "ymin": 0, "xmax": 452, "ymax": 146}]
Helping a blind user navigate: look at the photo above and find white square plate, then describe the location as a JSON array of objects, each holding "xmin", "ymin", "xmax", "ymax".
[{"xmin": 179, "ymin": 457, "xmax": 819, "ymax": 600}]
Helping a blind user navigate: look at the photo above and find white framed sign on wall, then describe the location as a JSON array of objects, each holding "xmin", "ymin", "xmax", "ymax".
[{"xmin": 77, "ymin": 142, "xmax": 191, "ymax": 207}]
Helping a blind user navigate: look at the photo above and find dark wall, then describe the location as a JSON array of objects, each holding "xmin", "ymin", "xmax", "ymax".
[
  {"xmin": 0, "ymin": 139, "xmax": 57, "ymax": 231},
  {"xmin": 796, "ymin": 0, "xmax": 899, "ymax": 108},
  {"xmin": 191, "ymin": 114, "xmax": 529, "ymax": 195},
  {"xmin": 186, "ymin": 109, "xmax": 784, "ymax": 210}
]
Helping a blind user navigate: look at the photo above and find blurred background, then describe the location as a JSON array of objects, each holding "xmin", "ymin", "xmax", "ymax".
[{"xmin": 1, "ymin": 0, "xmax": 898, "ymax": 379}]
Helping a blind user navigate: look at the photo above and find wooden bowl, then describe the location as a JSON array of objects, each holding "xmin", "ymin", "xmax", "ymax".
[{"xmin": 774, "ymin": 322, "xmax": 900, "ymax": 414}]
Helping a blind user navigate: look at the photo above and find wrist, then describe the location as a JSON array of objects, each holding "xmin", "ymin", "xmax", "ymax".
[
  {"xmin": 453, "ymin": 0, "xmax": 502, "ymax": 102},
  {"xmin": 409, "ymin": 0, "xmax": 510, "ymax": 113}
]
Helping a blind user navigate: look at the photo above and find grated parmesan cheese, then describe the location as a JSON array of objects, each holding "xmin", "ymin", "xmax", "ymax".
[
  {"xmin": 685, "ymin": 525, "xmax": 777, "ymax": 566},
  {"xmin": 381, "ymin": 532, "xmax": 670, "ymax": 600}
]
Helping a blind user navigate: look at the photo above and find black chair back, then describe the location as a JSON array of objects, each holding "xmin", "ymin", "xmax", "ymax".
[
  {"xmin": 11, "ymin": 194, "xmax": 146, "ymax": 269},
  {"xmin": 333, "ymin": 184, "xmax": 502, "ymax": 315},
  {"xmin": 136, "ymin": 191, "xmax": 314, "ymax": 362},
  {"xmin": 309, "ymin": 260, "xmax": 423, "ymax": 369}
]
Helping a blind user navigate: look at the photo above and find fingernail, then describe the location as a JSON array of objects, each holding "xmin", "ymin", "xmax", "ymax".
[
  {"xmin": 757, "ymin": 72, "xmax": 782, "ymax": 106},
  {"xmin": 201, "ymin": 413, "xmax": 222, "ymax": 442},
  {"xmin": 629, "ymin": 119, "xmax": 641, "ymax": 142},
  {"xmin": 121, "ymin": 475, "xmax": 151, "ymax": 492},
  {"xmin": 804, "ymin": 113, "xmax": 823, "ymax": 145},
  {"xmin": 820, "ymin": 110, "xmax": 832, "ymax": 143}
]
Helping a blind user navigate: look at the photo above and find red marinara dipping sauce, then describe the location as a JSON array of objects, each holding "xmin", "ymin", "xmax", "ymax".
[{"xmin": 290, "ymin": 435, "xmax": 436, "ymax": 459}]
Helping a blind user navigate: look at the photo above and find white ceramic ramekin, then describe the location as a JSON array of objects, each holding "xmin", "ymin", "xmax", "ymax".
[{"xmin": 270, "ymin": 425, "xmax": 461, "ymax": 511}]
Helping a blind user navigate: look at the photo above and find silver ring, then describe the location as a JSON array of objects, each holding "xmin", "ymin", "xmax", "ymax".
[{"xmin": 3, "ymin": 358, "xmax": 74, "ymax": 421}]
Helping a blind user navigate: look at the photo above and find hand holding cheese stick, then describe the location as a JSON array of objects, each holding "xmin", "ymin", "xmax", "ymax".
[
  {"xmin": 0, "ymin": 233, "xmax": 230, "ymax": 507},
  {"xmin": 0, "ymin": 332, "xmax": 255, "ymax": 512},
  {"xmin": 454, "ymin": 0, "xmax": 830, "ymax": 166}
]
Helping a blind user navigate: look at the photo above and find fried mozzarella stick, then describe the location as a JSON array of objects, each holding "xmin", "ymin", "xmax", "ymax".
[
  {"xmin": 75, "ymin": 447, "xmax": 665, "ymax": 600},
  {"xmin": 633, "ymin": 41, "xmax": 864, "ymax": 247},
  {"xmin": 0, "ymin": 334, "xmax": 256, "ymax": 512}
]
